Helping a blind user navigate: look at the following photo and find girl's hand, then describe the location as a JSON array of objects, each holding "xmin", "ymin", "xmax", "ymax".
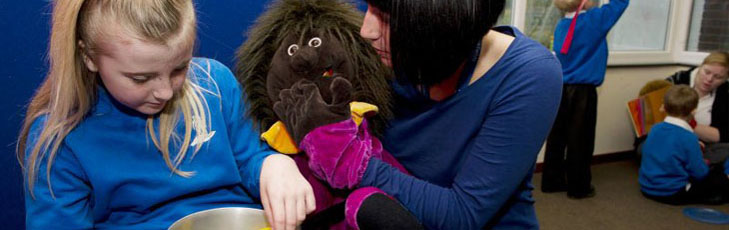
[{"xmin": 260, "ymin": 154, "xmax": 316, "ymax": 230}]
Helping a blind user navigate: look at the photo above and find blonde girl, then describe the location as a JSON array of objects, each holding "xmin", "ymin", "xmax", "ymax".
[{"xmin": 17, "ymin": 1, "xmax": 314, "ymax": 229}]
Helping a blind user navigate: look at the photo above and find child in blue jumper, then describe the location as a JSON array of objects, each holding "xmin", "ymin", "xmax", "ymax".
[
  {"xmin": 640, "ymin": 85, "xmax": 729, "ymax": 205},
  {"xmin": 17, "ymin": 1, "xmax": 314, "ymax": 229},
  {"xmin": 542, "ymin": 0, "xmax": 629, "ymax": 199}
]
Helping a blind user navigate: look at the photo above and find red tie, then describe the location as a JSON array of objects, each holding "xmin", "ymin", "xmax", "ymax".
[{"xmin": 560, "ymin": 0, "xmax": 588, "ymax": 54}]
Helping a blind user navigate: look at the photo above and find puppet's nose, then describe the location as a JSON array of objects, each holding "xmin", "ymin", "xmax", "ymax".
[{"xmin": 292, "ymin": 48, "xmax": 317, "ymax": 72}]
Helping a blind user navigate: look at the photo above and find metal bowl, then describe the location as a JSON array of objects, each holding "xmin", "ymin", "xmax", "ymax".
[{"xmin": 168, "ymin": 207, "xmax": 270, "ymax": 230}]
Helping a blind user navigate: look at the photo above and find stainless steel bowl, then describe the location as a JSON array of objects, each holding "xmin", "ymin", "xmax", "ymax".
[{"xmin": 168, "ymin": 207, "xmax": 270, "ymax": 230}]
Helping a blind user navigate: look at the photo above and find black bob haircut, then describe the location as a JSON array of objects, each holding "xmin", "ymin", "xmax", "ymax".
[{"xmin": 363, "ymin": 0, "xmax": 506, "ymax": 87}]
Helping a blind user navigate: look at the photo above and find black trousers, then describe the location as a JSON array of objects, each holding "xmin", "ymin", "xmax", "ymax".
[
  {"xmin": 705, "ymin": 143, "xmax": 729, "ymax": 164},
  {"xmin": 642, "ymin": 165, "xmax": 729, "ymax": 205},
  {"xmin": 542, "ymin": 84, "xmax": 597, "ymax": 195}
]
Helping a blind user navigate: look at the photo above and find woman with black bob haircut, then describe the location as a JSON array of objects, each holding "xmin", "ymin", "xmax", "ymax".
[
  {"xmin": 353, "ymin": 0, "xmax": 564, "ymax": 228},
  {"xmin": 288, "ymin": 0, "xmax": 564, "ymax": 229},
  {"xmin": 364, "ymin": 0, "xmax": 507, "ymax": 87}
]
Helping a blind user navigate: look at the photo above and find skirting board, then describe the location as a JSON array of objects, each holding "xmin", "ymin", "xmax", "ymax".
[{"xmin": 534, "ymin": 150, "xmax": 635, "ymax": 173}]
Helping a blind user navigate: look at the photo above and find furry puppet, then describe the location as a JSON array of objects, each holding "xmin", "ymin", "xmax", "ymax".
[
  {"xmin": 236, "ymin": 0, "xmax": 391, "ymax": 138},
  {"xmin": 235, "ymin": 0, "xmax": 422, "ymax": 229}
]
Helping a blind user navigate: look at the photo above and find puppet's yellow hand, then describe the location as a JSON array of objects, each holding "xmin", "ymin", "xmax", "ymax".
[
  {"xmin": 350, "ymin": 102, "xmax": 378, "ymax": 126},
  {"xmin": 261, "ymin": 121, "xmax": 300, "ymax": 154}
]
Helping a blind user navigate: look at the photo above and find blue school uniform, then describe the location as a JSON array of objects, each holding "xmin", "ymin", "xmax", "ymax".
[
  {"xmin": 24, "ymin": 58, "xmax": 274, "ymax": 229},
  {"xmin": 640, "ymin": 118, "xmax": 708, "ymax": 196},
  {"xmin": 553, "ymin": 0, "xmax": 629, "ymax": 86}
]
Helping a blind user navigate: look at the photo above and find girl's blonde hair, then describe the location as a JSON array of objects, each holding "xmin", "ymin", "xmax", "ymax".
[
  {"xmin": 554, "ymin": 0, "xmax": 586, "ymax": 13},
  {"xmin": 17, "ymin": 0, "xmax": 214, "ymax": 197}
]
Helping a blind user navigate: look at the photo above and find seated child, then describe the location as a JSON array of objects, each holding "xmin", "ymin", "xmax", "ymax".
[
  {"xmin": 640, "ymin": 85, "xmax": 729, "ymax": 205},
  {"xmin": 19, "ymin": 1, "xmax": 313, "ymax": 229}
]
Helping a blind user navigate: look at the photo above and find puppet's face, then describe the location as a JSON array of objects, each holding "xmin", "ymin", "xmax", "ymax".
[{"xmin": 267, "ymin": 31, "xmax": 353, "ymax": 105}]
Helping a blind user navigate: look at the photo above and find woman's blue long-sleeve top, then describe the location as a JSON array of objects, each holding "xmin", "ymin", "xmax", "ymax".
[
  {"xmin": 361, "ymin": 27, "xmax": 563, "ymax": 229},
  {"xmin": 24, "ymin": 58, "xmax": 274, "ymax": 229}
]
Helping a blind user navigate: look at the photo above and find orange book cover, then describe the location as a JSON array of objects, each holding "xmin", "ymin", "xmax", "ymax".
[
  {"xmin": 627, "ymin": 98, "xmax": 643, "ymax": 137},
  {"xmin": 644, "ymin": 86, "xmax": 669, "ymax": 125},
  {"xmin": 627, "ymin": 86, "xmax": 670, "ymax": 137}
]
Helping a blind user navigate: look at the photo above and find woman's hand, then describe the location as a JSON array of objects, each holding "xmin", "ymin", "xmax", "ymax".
[
  {"xmin": 694, "ymin": 124, "xmax": 720, "ymax": 143},
  {"xmin": 260, "ymin": 154, "xmax": 316, "ymax": 230}
]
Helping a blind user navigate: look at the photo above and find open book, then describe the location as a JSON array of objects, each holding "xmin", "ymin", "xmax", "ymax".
[{"xmin": 627, "ymin": 86, "xmax": 670, "ymax": 137}]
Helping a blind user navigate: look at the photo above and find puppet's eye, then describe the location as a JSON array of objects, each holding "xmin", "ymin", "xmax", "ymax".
[
  {"xmin": 308, "ymin": 37, "xmax": 322, "ymax": 47},
  {"xmin": 287, "ymin": 44, "xmax": 299, "ymax": 56}
]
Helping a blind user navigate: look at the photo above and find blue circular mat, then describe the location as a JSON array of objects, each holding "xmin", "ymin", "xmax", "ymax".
[{"xmin": 683, "ymin": 207, "xmax": 729, "ymax": 225}]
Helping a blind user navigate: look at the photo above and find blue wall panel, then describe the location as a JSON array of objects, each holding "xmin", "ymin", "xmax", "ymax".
[{"xmin": 0, "ymin": 1, "xmax": 52, "ymax": 229}]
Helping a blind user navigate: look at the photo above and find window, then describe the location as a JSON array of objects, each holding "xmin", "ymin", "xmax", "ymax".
[
  {"xmin": 496, "ymin": 0, "xmax": 514, "ymax": 26},
  {"xmin": 524, "ymin": 0, "xmax": 561, "ymax": 49},
  {"xmin": 687, "ymin": 0, "xmax": 729, "ymax": 52},
  {"xmin": 608, "ymin": 0, "xmax": 671, "ymax": 51},
  {"xmin": 524, "ymin": 0, "xmax": 600, "ymax": 50},
  {"xmin": 488, "ymin": 0, "xmax": 717, "ymax": 65}
]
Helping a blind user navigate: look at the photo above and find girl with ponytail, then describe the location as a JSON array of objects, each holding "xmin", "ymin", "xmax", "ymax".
[{"xmin": 18, "ymin": 1, "xmax": 314, "ymax": 229}]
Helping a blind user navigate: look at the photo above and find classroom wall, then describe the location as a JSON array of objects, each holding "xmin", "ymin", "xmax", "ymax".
[{"xmin": 535, "ymin": 65, "xmax": 690, "ymax": 163}]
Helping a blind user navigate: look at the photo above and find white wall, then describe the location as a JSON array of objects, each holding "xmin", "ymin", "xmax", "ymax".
[{"xmin": 536, "ymin": 65, "xmax": 690, "ymax": 163}]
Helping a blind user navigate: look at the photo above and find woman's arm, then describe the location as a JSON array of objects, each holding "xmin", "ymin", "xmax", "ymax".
[
  {"xmin": 361, "ymin": 57, "xmax": 562, "ymax": 229},
  {"xmin": 694, "ymin": 124, "xmax": 720, "ymax": 143},
  {"xmin": 711, "ymin": 85, "xmax": 729, "ymax": 143}
]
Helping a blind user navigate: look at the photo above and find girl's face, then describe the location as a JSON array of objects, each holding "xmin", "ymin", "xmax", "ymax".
[
  {"xmin": 694, "ymin": 63, "xmax": 729, "ymax": 94},
  {"xmin": 360, "ymin": 4, "xmax": 392, "ymax": 67},
  {"xmin": 83, "ymin": 25, "xmax": 193, "ymax": 115}
]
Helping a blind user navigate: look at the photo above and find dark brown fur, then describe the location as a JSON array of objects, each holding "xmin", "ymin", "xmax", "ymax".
[{"xmin": 235, "ymin": 0, "xmax": 392, "ymax": 136}]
